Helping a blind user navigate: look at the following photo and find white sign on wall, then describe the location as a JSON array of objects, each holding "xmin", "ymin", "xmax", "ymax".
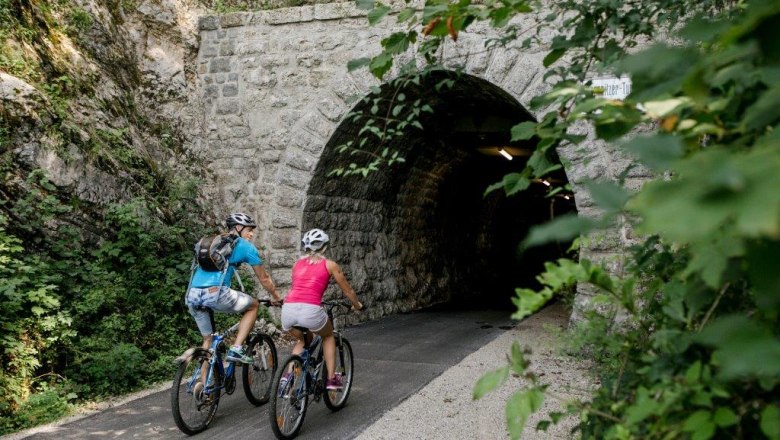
[{"xmin": 590, "ymin": 76, "xmax": 632, "ymax": 100}]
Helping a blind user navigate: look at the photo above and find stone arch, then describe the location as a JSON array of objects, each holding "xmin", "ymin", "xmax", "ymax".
[
  {"xmin": 196, "ymin": 5, "xmax": 635, "ymax": 321},
  {"xmin": 300, "ymin": 71, "xmax": 576, "ymax": 317}
]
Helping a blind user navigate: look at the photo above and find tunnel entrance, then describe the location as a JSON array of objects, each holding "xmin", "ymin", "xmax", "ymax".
[{"xmin": 304, "ymin": 72, "xmax": 576, "ymax": 314}]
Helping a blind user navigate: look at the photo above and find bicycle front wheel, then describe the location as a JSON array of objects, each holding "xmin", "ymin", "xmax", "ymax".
[
  {"xmin": 243, "ymin": 333, "xmax": 278, "ymax": 405},
  {"xmin": 171, "ymin": 348, "xmax": 221, "ymax": 435},
  {"xmin": 323, "ymin": 335, "xmax": 354, "ymax": 411},
  {"xmin": 270, "ymin": 355, "xmax": 309, "ymax": 439}
]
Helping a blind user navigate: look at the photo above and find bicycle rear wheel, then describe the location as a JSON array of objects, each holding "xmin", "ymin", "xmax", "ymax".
[
  {"xmin": 270, "ymin": 355, "xmax": 308, "ymax": 439},
  {"xmin": 171, "ymin": 348, "xmax": 221, "ymax": 434},
  {"xmin": 243, "ymin": 333, "xmax": 277, "ymax": 405},
  {"xmin": 323, "ymin": 335, "xmax": 354, "ymax": 411}
]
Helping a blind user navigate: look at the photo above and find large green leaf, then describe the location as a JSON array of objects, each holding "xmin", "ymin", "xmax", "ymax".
[
  {"xmin": 509, "ymin": 341, "xmax": 528, "ymax": 375},
  {"xmin": 584, "ymin": 180, "xmax": 630, "ymax": 213},
  {"xmin": 485, "ymin": 173, "xmax": 531, "ymax": 197},
  {"xmin": 683, "ymin": 232, "xmax": 744, "ymax": 288},
  {"xmin": 630, "ymin": 147, "xmax": 780, "ymax": 242},
  {"xmin": 511, "ymin": 287, "xmax": 554, "ymax": 320},
  {"xmin": 617, "ymin": 45, "xmax": 697, "ymax": 101},
  {"xmin": 626, "ymin": 387, "xmax": 661, "ymax": 423},
  {"xmin": 543, "ymin": 48, "xmax": 566, "ymax": 67},
  {"xmin": 506, "ymin": 388, "xmax": 545, "ymax": 440},
  {"xmin": 623, "ymin": 134, "xmax": 684, "ymax": 171},
  {"xmin": 367, "ymin": 5, "xmax": 390, "ymax": 25},
  {"xmin": 761, "ymin": 405, "xmax": 780, "ymax": 440},
  {"xmin": 697, "ymin": 315, "xmax": 780, "ymax": 379},
  {"xmin": 712, "ymin": 407, "xmax": 739, "ymax": 428},
  {"xmin": 369, "ymin": 52, "xmax": 393, "ymax": 79},
  {"xmin": 510, "ymin": 121, "xmax": 536, "ymax": 141},
  {"xmin": 347, "ymin": 57, "xmax": 371, "ymax": 72},
  {"xmin": 381, "ymin": 32, "xmax": 411, "ymax": 55},
  {"xmin": 522, "ymin": 214, "xmax": 600, "ymax": 248},
  {"xmin": 682, "ymin": 410, "xmax": 716, "ymax": 440},
  {"xmin": 473, "ymin": 367, "xmax": 509, "ymax": 400}
]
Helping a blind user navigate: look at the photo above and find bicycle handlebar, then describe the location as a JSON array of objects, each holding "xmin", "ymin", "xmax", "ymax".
[{"xmin": 262, "ymin": 298, "xmax": 363, "ymax": 310}]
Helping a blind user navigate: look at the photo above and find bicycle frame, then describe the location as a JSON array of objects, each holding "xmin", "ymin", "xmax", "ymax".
[
  {"xmin": 183, "ymin": 320, "xmax": 240, "ymax": 406},
  {"xmin": 270, "ymin": 299, "xmax": 355, "ymax": 439},
  {"xmin": 173, "ymin": 297, "xmax": 279, "ymax": 435},
  {"xmin": 291, "ymin": 301, "xmax": 350, "ymax": 400}
]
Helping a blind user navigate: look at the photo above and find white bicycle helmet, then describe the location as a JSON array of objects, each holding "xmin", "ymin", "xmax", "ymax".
[
  {"xmin": 226, "ymin": 212, "xmax": 257, "ymax": 229},
  {"xmin": 302, "ymin": 228, "xmax": 329, "ymax": 252}
]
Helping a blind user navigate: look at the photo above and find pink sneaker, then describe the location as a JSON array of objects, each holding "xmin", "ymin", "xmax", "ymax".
[{"xmin": 326, "ymin": 374, "xmax": 343, "ymax": 390}]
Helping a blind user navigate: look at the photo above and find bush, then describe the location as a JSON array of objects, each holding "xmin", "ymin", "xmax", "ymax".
[
  {"xmin": 68, "ymin": 343, "xmax": 145, "ymax": 396},
  {"xmin": 0, "ymin": 388, "xmax": 74, "ymax": 435}
]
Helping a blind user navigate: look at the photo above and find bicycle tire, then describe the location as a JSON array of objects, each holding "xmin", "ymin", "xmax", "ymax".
[
  {"xmin": 270, "ymin": 355, "xmax": 309, "ymax": 439},
  {"xmin": 323, "ymin": 336, "xmax": 354, "ymax": 411},
  {"xmin": 171, "ymin": 348, "xmax": 221, "ymax": 435},
  {"xmin": 242, "ymin": 333, "xmax": 278, "ymax": 405}
]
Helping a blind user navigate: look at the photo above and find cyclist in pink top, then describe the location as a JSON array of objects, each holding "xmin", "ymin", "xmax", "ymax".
[{"xmin": 281, "ymin": 228, "xmax": 363, "ymax": 390}]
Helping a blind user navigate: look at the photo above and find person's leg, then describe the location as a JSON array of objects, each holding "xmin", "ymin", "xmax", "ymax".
[
  {"xmin": 289, "ymin": 328, "xmax": 305, "ymax": 355},
  {"xmin": 188, "ymin": 305, "xmax": 214, "ymax": 385},
  {"xmin": 212, "ymin": 288, "xmax": 256, "ymax": 347},
  {"xmin": 233, "ymin": 298, "xmax": 258, "ymax": 347},
  {"xmin": 199, "ymin": 333, "xmax": 213, "ymax": 385},
  {"xmin": 315, "ymin": 320, "xmax": 335, "ymax": 379}
]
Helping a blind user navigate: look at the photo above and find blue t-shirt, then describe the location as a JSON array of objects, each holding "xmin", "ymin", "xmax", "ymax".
[{"xmin": 190, "ymin": 237, "xmax": 263, "ymax": 288}]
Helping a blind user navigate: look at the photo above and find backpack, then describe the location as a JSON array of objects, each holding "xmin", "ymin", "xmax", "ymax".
[{"xmin": 194, "ymin": 233, "xmax": 239, "ymax": 272}]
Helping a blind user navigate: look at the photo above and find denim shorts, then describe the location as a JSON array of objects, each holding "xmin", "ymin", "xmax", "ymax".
[
  {"xmin": 281, "ymin": 302, "xmax": 328, "ymax": 332},
  {"xmin": 186, "ymin": 286, "xmax": 254, "ymax": 335}
]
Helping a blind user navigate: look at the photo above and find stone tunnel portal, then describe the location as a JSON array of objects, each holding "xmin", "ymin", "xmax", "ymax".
[{"xmin": 303, "ymin": 72, "xmax": 576, "ymax": 315}]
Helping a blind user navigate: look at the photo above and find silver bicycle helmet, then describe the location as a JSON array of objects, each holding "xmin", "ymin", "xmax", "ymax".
[
  {"xmin": 302, "ymin": 228, "xmax": 329, "ymax": 252},
  {"xmin": 226, "ymin": 212, "xmax": 257, "ymax": 229}
]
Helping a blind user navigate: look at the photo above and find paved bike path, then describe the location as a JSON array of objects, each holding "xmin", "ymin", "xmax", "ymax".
[{"xmin": 6, "ymin": 306, "xmax": 515, "ymax": 440}]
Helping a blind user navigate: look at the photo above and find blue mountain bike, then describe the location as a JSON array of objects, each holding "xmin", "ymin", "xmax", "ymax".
[
  {"xmin": 269, "ymin": 300, "xmax": 355, "ymax": 439},
  {"xmin": 171, "ymin": 299, "xmax": 278, "ymax": 435}
]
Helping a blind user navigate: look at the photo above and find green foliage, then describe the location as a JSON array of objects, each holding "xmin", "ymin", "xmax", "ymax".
[
  {"xmin": 473, "ymin": 342, "xmax": 547, "ymax": 439},
  {"xmin": 0, "ymin": 0, "xmax": 216, "ymax": 433},
  {"xmin": 0, "ymin": 167, "xmax": 208, "ymax": 430},
  {"xmin": 68, "ymin": 343, "xmax": 146, "ymax": 396},
  {"xmin": 0, "ymin": 387, "xmax": 75, "ymax": 435},
  {"xmin": 66, "ymin": 7, "xmax": 93, "ymax": 36},
  {"xmin": 0, "ymin": 213, "xmax": 74, "ymax": 418},
  {"xmin": 329, "ymin": 71, "xmax": 438, "ymax": 177},
  {"xmin": 354, "ymin": 0, "xmax": 780, "ymax": 437}
]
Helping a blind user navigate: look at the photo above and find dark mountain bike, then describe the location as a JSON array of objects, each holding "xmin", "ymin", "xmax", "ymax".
[
  {"xmin": 171, "ymin": 299, "xmax": 278, "ymax": 435},
  {"xmin": 269, "ymin": 300, "xmax": 356, "ymax": 439}
]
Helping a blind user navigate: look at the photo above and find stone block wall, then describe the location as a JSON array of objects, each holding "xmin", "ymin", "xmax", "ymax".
[{"xmin": 194, "ymin": 3, "xmax": 650, "ymax": 323}]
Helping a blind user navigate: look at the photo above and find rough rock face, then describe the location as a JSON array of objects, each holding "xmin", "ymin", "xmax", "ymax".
[{"xmin": 1, "ymin": 0, "xmax": 211, "ymax": 206}]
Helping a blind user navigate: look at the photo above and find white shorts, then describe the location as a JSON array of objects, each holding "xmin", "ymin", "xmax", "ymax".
[
  {"xmin": 281, "ymin": 302, "xmax": 328, "ymax": 332},
  {"xmin": 186, "ymin": 286, "xmax": 254, "ymax": 335}
]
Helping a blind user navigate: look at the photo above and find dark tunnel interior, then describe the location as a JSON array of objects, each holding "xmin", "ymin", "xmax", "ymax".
[{"xmin": 304, "ymin": 71, "xmax": 576, "ymax": 313}]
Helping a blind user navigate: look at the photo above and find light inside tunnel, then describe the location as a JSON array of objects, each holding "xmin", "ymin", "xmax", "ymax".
[{"xmin": 304, "ymin": 71, "xmax": 577, "ymax": 314}]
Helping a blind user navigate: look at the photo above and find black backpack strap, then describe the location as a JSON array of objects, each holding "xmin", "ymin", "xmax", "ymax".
[{"xmin": 184, "ymin": 257, "xmax": 197, "ymax": 305}]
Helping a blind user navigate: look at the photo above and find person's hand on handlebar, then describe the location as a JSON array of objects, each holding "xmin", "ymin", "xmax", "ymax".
[{"xmin": 259, "ymin": 296, "xmax": 283, "ymax": 307}]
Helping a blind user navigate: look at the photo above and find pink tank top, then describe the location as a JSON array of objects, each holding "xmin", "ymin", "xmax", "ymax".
[{"xmin": 285, "ymin": 258, "xmax": 330, "ymax": 306}]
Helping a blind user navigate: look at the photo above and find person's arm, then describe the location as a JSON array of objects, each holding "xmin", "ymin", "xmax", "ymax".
[
  {"xmin": 252, "ymin": 264, "xmax": 282, "ymax": 304},
  {"xmin": 326, "ymin": 260, "xmax": 362, "ymax": 310}
]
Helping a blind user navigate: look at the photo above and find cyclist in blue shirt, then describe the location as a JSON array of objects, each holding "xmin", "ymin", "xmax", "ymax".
[{"xmin": 186, "ymin": 213, "xmax": 282, "ymax": 363}]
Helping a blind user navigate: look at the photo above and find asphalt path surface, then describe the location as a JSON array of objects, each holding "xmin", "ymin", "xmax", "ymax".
[{"xmin": 15, "ymin": 306, "xmax": 515, "ymax": 440}]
